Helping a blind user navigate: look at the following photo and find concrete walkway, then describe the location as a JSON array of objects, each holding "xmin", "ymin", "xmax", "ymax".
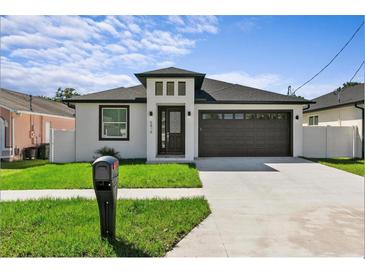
[
  {"xmin": 167, "ymin": 157, "xmax": 364, "ymax": 257},
  {"xmin": 0, "ymin": 188, "xmax": 204, "ymax": 201}
]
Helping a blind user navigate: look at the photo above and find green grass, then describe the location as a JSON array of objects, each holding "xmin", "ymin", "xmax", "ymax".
[
  {"xmin": 0, "ymin": 159, "xmax": 48, "ymax": 169},
  {"xmin": 306, "ymin": 158, "xmax": 364, "ymax": 176},
  {"xmin": 0, "ymin": 160, "xmax": 202, "ymax": 190},
  {"xmin": 0, "ymin": 198, "xmax": 210, "ymax": 257}
]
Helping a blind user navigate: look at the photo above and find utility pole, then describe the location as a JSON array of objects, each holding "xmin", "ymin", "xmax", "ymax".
[{"xmin": 287, "ymin": 85, "xmax": 292, "ymax": 96}]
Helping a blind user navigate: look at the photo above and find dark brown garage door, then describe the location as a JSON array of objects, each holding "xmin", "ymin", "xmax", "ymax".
[{"xmin": 199, "ymin": 110, "xmax": 292, "ymax": 157}]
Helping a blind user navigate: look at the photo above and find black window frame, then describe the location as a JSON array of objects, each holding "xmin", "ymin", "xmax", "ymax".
[
  {"xmin": 155, "ymin": 81, "xmax": 163, "ymax": 96},
  {"xmin": 99, "ymin": 105, "xmax": 130, "ymax": 141}
]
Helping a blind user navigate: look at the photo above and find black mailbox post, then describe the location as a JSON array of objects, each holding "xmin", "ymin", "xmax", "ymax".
[{"xmin": 92, "ymin": 156, "xmax": 119, "ymax": 240}]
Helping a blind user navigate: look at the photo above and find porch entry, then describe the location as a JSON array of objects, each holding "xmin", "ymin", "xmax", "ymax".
[{"xmin": 158, "ymin": 106, "xmax": 185, "ymax": 155}]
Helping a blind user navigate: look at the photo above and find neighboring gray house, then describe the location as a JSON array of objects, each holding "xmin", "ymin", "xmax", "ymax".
[
  {"xmin": 65, "ymin": 67, "xmax": 313, "ymax": 163},
  {"xmin": 303, "ymin": 84, "xmax": 364, "ymax": 157}
]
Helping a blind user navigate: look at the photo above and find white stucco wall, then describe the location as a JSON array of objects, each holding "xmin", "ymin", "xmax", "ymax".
[
  {"xmin": 194, "ymin": 104, "xmax": 304, "ymax": 157},
  {"xmin": 303, "ymin": 105, "xmax": 362, "ymax": 131},
  {"xmin": 146, "ymin": 78, "xmax": 195, "ymax": 161},
  {"xmin": 75, "ymin": 103, "xmax": 146, "ymax": 161}
]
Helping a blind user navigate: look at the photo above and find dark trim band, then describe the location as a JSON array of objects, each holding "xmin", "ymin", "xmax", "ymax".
[{"xmin": 304, "ymin": 100, "xmax": 364, "ymax": 113}]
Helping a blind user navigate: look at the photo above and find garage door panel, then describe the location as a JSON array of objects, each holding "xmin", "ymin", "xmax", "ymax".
[{"xmin": 199, "ymin": 110, "xmax": 292, "ymax": 157}]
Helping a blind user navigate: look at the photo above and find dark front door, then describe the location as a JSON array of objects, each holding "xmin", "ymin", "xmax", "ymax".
[{"xmin": 158, "ymin": 106, "xmax": 185, "ymax": 155}]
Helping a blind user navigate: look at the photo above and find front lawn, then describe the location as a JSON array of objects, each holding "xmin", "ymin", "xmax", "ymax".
[
  {"xmin": 0, "ymin": 159, "xmax": 48, "ymax": 169},
  {"xmin": 0, "ymin": 198, "xmax": 210, "ymax": 257},
  {"xmin": 306, "ymin": 158, "xmax": 364, "ymax": 176},
  {"xmin": 0, "ymin": 160, "xmax": 202, "ymax": 190}
]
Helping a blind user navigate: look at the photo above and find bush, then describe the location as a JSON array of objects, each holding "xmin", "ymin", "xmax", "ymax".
[{"xmin": 94, "ymin": 146, "xmax": 120, "ymax": 159}]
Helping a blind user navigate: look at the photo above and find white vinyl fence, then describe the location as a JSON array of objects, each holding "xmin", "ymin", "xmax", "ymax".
[
  {"xmin": 50, "ymin": 129, "xmax": 76, "ymax": 163},
  {"xmin": 303, "ymin": 126, "xmax": 361, "ymax": 158}
]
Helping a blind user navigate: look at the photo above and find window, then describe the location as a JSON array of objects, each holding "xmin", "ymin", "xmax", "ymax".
[
  {"xmin": 223, "ymin": 113, "xmax": 234, "ymax": 120},
  {"xmin": 178, "ymin": 82, "xmax": 186, "ymax": 96},
  {"xmin": 245, "ymin": 113, "xmax": 255, "ymax": 120},
  {"xmin": 155, "ymin": 82, "xmax": 163, "ymax": 96},
  {"xmin": 276, "ymin": 113, "xmax": 287, "ymax": 120},
  {"xmin": 100, "ymin": 106, "xmax": 129, "ymax": 140},
  {"xmin": 309, "ymin": 115, "xmax": 318, "ymax": 126},
  {"xmin": 234, "ymin": 113, "xmax": 244, "ymax": 119},
  {"xmin": 314, "ymin": 116, "xmax": 319, "ymax": 125},
  {"xmin": 202, "ymin": 113, "xmax": 222, "ymax": 120},
  {"xmin": 167, "ymin": 82, "xmax": 174, "ymax": 96}
]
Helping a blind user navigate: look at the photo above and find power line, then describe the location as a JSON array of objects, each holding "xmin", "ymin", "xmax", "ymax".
[
  {"xmin": 349, "ymin": 60, "xmax": 364, "ymax": 82},
  {"xmin": 293, "ymin": 20, "xmax": 364, "ymax": 94}
]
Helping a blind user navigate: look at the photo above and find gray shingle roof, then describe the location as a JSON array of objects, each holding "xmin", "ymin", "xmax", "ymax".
[
  {"xmin": 135, "ymin": 67, "xmax": 206, "ymax": 90},
  {"xmin": 66, "ymin": 85, "xmax": 146, "ymax": 102},
  {"xmin": 304, "ymin": 84, "xmax": 364, "ymax": 113},
  {"xmin": 196, "ymin": 78, "xmax": 311, "ymax": 104},
  {"xmin": 0, "ymin": 88, "xmax": 75, "ymax": 117},
  {"xmin": 135, "ymin": 67, "xmax": 204, "ymax": 76},
  {"xmin": 67, "ymin": 67, "xmax": 313, "ymax": 104}
]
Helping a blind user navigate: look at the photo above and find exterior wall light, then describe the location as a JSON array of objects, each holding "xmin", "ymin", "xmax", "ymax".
[
  {"xmin": 295, "ymin": 115, "xmax": 299, "ymax": 120},
  {"xmin": 187, "ymin": 111, "xmax": 191, "ymax": 117},
  {"xmin": 149, "ymin": 111, "xmax": 153, "ymax": 117}
]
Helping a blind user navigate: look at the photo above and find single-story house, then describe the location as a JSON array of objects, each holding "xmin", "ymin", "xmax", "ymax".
[
  {"xmin": 0, "ymin": 88, "xmax": 75, "ymax": 160},
  {"xmin": 303, "ymin": 83, "xmax": 364, "ymax": 158},
  {"xmin": 66, "ymin": 67, "xmax": 314, "ymax": 162}
]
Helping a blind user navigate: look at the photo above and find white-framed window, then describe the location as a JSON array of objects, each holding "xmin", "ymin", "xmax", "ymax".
[
  {"xmin": 309, "ymin": 115, "xmax": 319, "ymax": 126},
  {"xmin": 99, "ymin": 106, "xmax": 129, "ymax": 140}
]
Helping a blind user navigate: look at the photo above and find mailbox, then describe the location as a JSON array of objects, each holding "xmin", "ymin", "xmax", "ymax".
[{"xmin": 92, "ymin": 156, "xmax": 119, "ymax": 239}]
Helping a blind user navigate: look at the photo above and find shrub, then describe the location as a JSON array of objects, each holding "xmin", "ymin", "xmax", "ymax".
[{"xmin": 94, "ymin": 146, "xmax": 120, "ymax": 159}]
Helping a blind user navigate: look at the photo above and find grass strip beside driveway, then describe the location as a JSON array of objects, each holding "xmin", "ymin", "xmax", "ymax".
[
  {"xmin": 0, "ymin": 198, "xmax": 210, "ymax": 257},
  {"xmin": 0, "ymin": 160, "xmax": 202, "ymax": 190},
  {"xmin": 306, "ymin": 158, "xmax": 364, "ymax": 176}
]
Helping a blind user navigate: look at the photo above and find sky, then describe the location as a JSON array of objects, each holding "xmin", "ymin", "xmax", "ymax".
[{"xmin": 0, "ymin": 15, "xmax": 364, "ymax": 99}]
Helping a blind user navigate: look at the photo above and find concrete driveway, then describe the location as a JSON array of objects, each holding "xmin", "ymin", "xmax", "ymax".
[{"xmin": 167, "ymin": 157, "xmax": 364, "ymax": 257}]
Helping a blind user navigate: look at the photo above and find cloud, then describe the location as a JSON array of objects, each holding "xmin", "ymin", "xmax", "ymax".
[
  {"xmin": 1, "ymin": 56, "xmax": 137, "ymax": 96},
  {"xmin": 155, "ymin": 60, "xmax": 175, "ymax": 67},
  {"xmin": 1, "ymin": 33, "xmax": 58, "ymax": 50},
  {"xmin": 208, "ymin": 71, "xmax": 283, "ymax": 90},
  {"xmin": 141, "ymin": 30, "xmax": 195, "ymax": 55},
  {"xmin": 168, "ymin": 16, "xmax": 219, "ymax": 34},
  {"xmin": 208, "ymin": 70, "xmax": 342, "ymax": 99},
  {"xmin": 105, "ymin": 44, "xmax": 127, "ymax": 54},
  {"xmin": 0, "ymin": 15, "xmax": 219, "ymax": 96},
  {"xmin": 117, "ymin": 53, "xmax": 151, "ymax": 66},
  {"xmin": 293, "ymin": 83, "xmax": 341, "ymax": 99},
  {"xmin": 236, "ymin": 17, "xmax": 260, "ymax": 32}
]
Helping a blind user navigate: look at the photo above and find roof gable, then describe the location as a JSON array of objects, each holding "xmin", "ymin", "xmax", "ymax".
[{"xmin": 134, "ymin": 67, "xmax": 206, "ymax": 90}]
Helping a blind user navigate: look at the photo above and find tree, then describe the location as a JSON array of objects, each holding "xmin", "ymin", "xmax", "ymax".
[
  {"xmin": 54, "ymin": 87, "xmax": 80, "ymax": 101},
  {"xmin": 290, "ymin": 94, "xmax": 305, "ymax": 100},
  {"xmin": 335, "ymin": 82, "xmax": 362, "ymax": 93}
]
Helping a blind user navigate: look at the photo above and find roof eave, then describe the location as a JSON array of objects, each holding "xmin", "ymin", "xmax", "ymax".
[
  {"xmin": 304, "ymin": 99, "xmax": 364, "ymax": 113},
  {"xmin": 134, "ymin": 73, "xmax": 206, "ymax": 90},
  {"xmin": 194, "ymin": 100, "xmax": 316, "ymax": 105},
  {"xmin": 64, "ymin": 98, "xmax": 147, "ymax": 103}
]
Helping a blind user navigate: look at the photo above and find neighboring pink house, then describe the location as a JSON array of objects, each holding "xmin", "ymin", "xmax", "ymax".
[{"xmin": 0, "ymin": 88, "xmax": 75, "ymax": 161}]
